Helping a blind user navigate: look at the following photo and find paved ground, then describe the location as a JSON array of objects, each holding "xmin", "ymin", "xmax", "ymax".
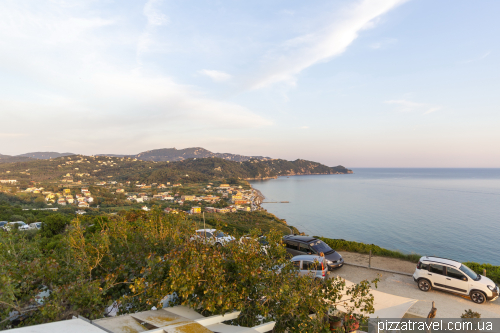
[
  {"xmin": 334, "ymin": 252, "xmax": 500, "ymax": 318},
  {"xmin": 338, "ymin": 251, "xmax": 417, "ymax": 274}
]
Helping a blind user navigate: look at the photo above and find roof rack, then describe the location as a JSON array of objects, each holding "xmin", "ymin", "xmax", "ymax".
[{"xmin": 425, "ymin": 255, "xmax": 459, "ymax": 262}]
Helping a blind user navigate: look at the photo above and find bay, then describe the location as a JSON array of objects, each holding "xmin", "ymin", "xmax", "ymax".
[{"xmin": 250, "ymin": 169, "xmax": 500, "ymax": 265}]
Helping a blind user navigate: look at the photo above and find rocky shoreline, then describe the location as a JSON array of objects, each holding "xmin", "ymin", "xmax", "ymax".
[{"xmin": 252, "ymin": 187, "xmax": 265, "ymax": 206}]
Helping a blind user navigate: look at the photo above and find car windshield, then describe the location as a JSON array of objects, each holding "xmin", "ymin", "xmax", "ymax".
[
  {"xmin": 258, "ymin": 237, "xmax": 269, "ymax": 246},
  {"xmin": 310, "ymin": 240, "xmax": 333, "ymax": 254},
  {"xmin": 215, "ymin": 231, "xmax": 226, "ymax": 238},
  {"xmin": 460, "ymin": 264, "xmax": 479, "ymax": 280}
]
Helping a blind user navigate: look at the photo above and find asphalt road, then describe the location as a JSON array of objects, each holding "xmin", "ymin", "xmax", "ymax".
[{"xmin": 332, "ymin": 265, "xmax": 500, "ymax": 318}]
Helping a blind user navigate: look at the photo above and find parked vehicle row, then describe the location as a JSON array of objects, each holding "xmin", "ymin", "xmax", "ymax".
[
  {"xmin": 282, "ymin": 235, "xmax": 344, "ymax": 270},
  {"xmin": 190, "ymin": 229, "xmax": 339, "ymax": 280},
  {"xmin": 190, "ymin": 229, "xmax": 235, "ymax": 246},
  {"xmin": 1, "ymin": 221, "xmax": 43, "ymax": 231}
]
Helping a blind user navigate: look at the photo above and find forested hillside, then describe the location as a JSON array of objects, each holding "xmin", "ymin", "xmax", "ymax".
[{"xmin": 0, "ymin": 155, "xmax": 351, "ymax": 185}]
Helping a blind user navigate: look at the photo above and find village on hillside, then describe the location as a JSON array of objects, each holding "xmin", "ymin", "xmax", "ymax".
[{"xmin": 0, "ymin": 177, "xmax": 258, "ymax": 215}]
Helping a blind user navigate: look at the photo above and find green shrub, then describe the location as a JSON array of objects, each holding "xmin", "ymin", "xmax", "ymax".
[
  {"xmin": 40, "ymin": 214, "xmax": 71, "ymax": 238},
  {"xmin": 461, "ymin": 309, "xmax": 481, "ymax": 318},
  {"xmin": 315, "ymin": 237, "xmax": 421, "ymax": 263},
  {"xmin": 10, "ymin": 214, "xmax": 25, "ymax": 222}
]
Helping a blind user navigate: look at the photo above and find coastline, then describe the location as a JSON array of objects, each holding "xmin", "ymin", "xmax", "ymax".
[{"xmin": 252, "ymin": 187, "xmax": 265, "ymax": 205}]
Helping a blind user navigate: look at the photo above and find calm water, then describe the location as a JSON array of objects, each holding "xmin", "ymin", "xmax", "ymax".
[{"xmin": 250, "ymin": 169, "xmax": 500, "ymax": 265}]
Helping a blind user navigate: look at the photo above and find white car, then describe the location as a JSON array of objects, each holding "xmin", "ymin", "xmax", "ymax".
[
  {"xmin": 191, "ymin": 229, "xmax": 235, "ymax": 246},
  {"xmin": 413, "ymin": 256, "xmax": 499, "ymax": 304},
  {"xmin": 3, "ymin": 221, "xmax": 29, "ymax": 231},
  {"xmin": 30, "ymin": 222, "xmax": 43, "ymax": 230}
]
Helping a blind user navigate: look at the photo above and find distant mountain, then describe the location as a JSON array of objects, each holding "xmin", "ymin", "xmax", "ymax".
[
  {"xmin": 17, "ymin": 152, "xmax": 74, "ymax": 159},
  {"xmin": 131, "ymin": 147, "xmax": 271, "ymax": 162},
  {"xmin": 6, "ymin": 147, "xmax": 269, "ymax": 163}
]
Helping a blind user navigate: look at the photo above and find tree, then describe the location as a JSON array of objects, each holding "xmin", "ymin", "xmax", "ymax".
[
  {"xmin": 40, "ymin": 214, "xmax": 70, "ymax": 238},
  {"xmin": 0, "ymin": 210, "xmax": 377, "ymax": 331}
]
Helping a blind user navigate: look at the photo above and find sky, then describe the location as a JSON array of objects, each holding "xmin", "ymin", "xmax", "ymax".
[{"xmin": 0, "ymin": 0, "xmax": 499, "ymax": 167}]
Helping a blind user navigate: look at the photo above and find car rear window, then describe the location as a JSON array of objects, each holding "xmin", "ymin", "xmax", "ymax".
[
  {"xmin": 310, "ymin": 240, "xmax": 334, "ymax": 254},
  {"xmin": 302, "ymin": 261, "xmax": 322, "ymax": 271}
]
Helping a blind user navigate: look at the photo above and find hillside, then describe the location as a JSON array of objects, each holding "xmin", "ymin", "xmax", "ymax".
[
  {"xmin": 132, "ymin": 147, "xmax": 270, "ymax": 162},
  {"xmin": 5, "ymin": 147, "xmax": 271, "ymax": 163},
  {"xmin": 0, "ymin": 155, "xmax": 351, "ymax": 184},
  {"xmin": 0, "ymin": 154, "xmax": 33, "ymax": 163},
  {"xmin": 18, "ymin": 152, "xmax": 74, "ymax": 159}
]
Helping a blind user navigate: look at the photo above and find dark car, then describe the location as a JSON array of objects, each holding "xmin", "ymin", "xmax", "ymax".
[{"xmin": 282, "ymin": 235, "xmax": 344, "ymax": 270}]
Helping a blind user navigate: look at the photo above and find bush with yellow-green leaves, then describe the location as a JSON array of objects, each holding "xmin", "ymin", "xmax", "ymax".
[{"xmin": 1, "ymin": 209, "xmax": 377, "ymax": 332}]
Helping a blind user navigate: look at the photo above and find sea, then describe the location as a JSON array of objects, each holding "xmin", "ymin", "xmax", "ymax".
[{"xmin": 249, "ymin": 169, "xmax": 500, "ymax": 265}]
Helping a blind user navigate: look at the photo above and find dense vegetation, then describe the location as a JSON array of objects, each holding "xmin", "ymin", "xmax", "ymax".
[
  {"xmin": 0, "ymin": 154, "xmax": 32, "ymax": 164},
  {"xmin": 0, "ymin": 155, "xmax": 351, "ymax": 185},
  {"xmin": 318, "ymin": 237, "xmax": 500, "ymax": 286},
  {"xmin": 0, "ymin": 210, "xmax": 377, "ymax": 331},
  {"xmin": 132, "ymin": 147, "xmax": 270, "ymax": 162},
  {"xmin": 190, "ymin": 210, "xmax": 300, "ymax": 236}
]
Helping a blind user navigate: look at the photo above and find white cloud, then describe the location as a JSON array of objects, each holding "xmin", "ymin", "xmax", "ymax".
[
  {"xmin": 138, "ymin": 0, "xmax": 169, "ymax": 59},
  {"xmin": 385, "ymin": 99, "xmax": 441, "ymax": 115},
  {"xmin": 0, "ymin": 0, "xmax": 271, "ymax": 151},
  {"xmin": 249, "ymin": 0, "xmax": 408, "ymax": 89},
  {"xmin": 199, "ymin": 69, "xmax": 233, "ymax": 82},
  {"xmin": 144, "ymin": 0, "xmax": 169, "ymax": 26}
]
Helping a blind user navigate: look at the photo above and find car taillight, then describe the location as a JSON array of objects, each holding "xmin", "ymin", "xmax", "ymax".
[
  {"xmin": 322, "ymin": 262, "xmax": 325, "ymax": 277},
  {"xmin": 417, "ymin": 261, "xmax": 421, "ymax": 269}
]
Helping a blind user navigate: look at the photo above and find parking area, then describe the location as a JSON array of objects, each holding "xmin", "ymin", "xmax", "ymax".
[{"xmin": 333, "ymin": 253, "xmax": 500, "ymax": 318}]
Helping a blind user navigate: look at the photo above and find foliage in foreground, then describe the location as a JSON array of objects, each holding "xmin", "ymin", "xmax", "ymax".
[{"xmin": 0, "ymin": 210, "xmax": 377, "ymax": 332}]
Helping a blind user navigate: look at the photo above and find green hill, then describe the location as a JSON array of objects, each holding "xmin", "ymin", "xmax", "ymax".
[{"xmin": 0, "ymin": 155, "xmax": 351, "ymax": 185}]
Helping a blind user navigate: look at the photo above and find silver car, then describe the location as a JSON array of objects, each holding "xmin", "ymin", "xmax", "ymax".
[
  {"xmin": 291, "ymin": 255, "xmax": 329, "ymax": 280},
  {"xmin": 191, "ymin": 229, "xmax": 235, "ymax": 246},
  {"xmin": 30, "ymin": 222, "xmax": 43, "ymax": 230}
]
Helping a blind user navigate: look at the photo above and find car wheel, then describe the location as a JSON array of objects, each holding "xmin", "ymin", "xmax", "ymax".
[
  {"xmin": 215, "ymin": 242, "xmax": 222, "ymax": 248},
  {"xmin": 418, "ymin": 279, "xmax": 431, "ymax": 292},
  {"xmin": 470, "ymin": 290, "xmax": 486, "ymax": 304}
]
